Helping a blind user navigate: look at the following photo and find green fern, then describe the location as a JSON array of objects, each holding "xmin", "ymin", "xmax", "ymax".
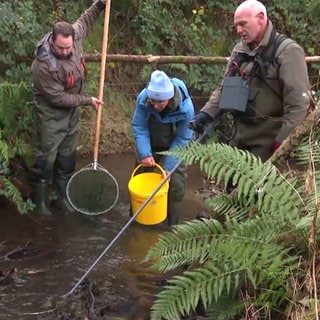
[
  {"xmin": 205, "ymin": 296, "xmax": 244, "ymax": 320},
  {"xmin": 148, "ymin": 140, "xmax": 319, "ymax": 319},
  {"xmin": 0, "ymin": 131, "xmax": 9, "ymax": 160},
  {"xmin": 164, "ymin": 142, "xmax": 303, "ymax": 219},
  {"xmin": 0, "ymin": 81, "xmax": 34, "ymax": 135},
  {"xmin": 149, "ymin": 223, "xmax": 297, "ymax": 319},
  {"xmin": 147, "ymin": 217, "xmax": 300, "ymax": 319},
  {"xmin": 0, "ymin": 176, "xmax": 34, "ymax": 214},
  {"xmin": 8, "ymin": 136, "xmax": 34, "ymax": 167},
  {"xmin": 0, "ymin": 81, "xmax": 34, "ymax": 214}
]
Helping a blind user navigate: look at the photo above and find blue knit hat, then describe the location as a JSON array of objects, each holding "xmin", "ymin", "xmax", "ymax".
[{"xmin": 147, "ymin": 70, "xmax": 174, "ymax": 100}]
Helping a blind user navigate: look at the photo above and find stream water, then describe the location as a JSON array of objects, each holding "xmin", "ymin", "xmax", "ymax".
[{"xmin": 0, "ymin": 153, "xmax": 209, "ymax": 319}]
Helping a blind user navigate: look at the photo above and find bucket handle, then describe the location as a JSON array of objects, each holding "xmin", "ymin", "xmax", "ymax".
[{"xmin": 131, "ymin": 163, "xmax": 166, "ymax": 179}]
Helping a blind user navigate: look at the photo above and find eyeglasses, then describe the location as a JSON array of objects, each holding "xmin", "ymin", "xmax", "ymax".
[{"xmin": 148, "ymin": 99, "xmax": 167, "ymax": 105}]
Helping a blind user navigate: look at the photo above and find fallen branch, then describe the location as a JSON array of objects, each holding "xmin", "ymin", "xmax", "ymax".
[
  {"xmin": 18, "ymin": 54, "xmax": 320, "ymax": 65},
  {"xmin": 268, "ymin": 105, "xmax": 320, "ymax": 165},
  {"xmin": 83, "ymin": 54, "xmax": 320, "ymax": 64},
  {"xmin": 0, "ymin": 241, "xmax": 31, "ymax": 261}
]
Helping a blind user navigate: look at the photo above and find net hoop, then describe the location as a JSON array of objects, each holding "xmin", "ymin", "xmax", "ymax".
[{"xmin": 66, "ymin": 163, "xmax": 119, "ymax": 215}]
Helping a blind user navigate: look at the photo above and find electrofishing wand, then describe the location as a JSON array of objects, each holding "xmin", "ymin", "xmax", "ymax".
[{"xmin": 63, "ymin": 122, "xmax": 218, "ymax": 297}]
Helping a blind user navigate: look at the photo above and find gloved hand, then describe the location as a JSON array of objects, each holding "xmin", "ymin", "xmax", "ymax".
[
  {"xmin": 95, "ymin": 0, "xmax": 106, "ymax": 9},
  {"xmin": 272, "ymin": 141, "xmax": 281, "ymax": 153},
  {"xmin": 189, "ymin": 112, "xmax": 213, "ymax": 133}
]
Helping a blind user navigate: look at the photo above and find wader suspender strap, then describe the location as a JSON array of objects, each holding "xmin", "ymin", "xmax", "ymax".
[
  {"xmin": 221, "ymin": 29, "xmax": 293, "ymax": 118},
  {"xmin": 227, "ymin": 53, "xmax": 252, "ymax": 77},
  {"xmin": 228, "ymin": 29, "xmax": 290, "ymax": 82},
  {"xmin": 253, "ymin": 30, "xmax": 292, "ymax": 97}
]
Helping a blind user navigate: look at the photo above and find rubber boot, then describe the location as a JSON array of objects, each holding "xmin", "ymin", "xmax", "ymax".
[
  {"xmin": 167, "ymin": 201, "xmax": 180, "ymax": 226},
  {"xmin": 53, "ymin": 178, "xmax": 76, "ymax": 213},
  {"xmin": 34, "ymin": 180, "xmax": 52, "ymax": 215}
]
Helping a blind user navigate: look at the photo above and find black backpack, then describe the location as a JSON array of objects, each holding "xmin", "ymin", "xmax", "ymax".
[
  {"xmin": 228, "ymin": 28, "xmax": 294, "ymax": 81},
  {"xmin": 218, "ymin": 29, "xmax": 295, "ymax": 116}
]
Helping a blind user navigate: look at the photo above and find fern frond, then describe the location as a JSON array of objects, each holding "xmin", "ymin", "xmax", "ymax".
[
  {"xmin": 8, "ymin": 136, "xmax": 34, "ymax": 166},
  {"xmin": 0, "ymin": 82, "xmax": 31, "ymax": 130},
  {"xmin": 145, "ymin": 219, "xmax": 225, "ymax": 272},
  {"xmin": 160, "ymin": 140, "xmax": 214, "ymax": 167},
  {"xmin": 0, "ymin": 134, "xmax": 9, "ymax": 160},
  {"xmin": 0, "ymin": 176, "xmax": 33, "ymax": 214},
  {"xmin": 147, "ymin": 215, "xmax": 299, "ymax": 280},
  {"xmin": 150, "ymin": 242, "xmax": 296, "ymax": 320},
  {"xmin": 293, "ymin": 130, "xmax": 320, "ymax": 165},
  {"xmin": 166, "ymin": 142, "xmax": 303, "ymax": 220},
  {"xmin": 204, "ymin": 194, "xmax": 251, "ymax": 221},
  {"xmin": 150, "ymin": 262, "xmax": 244, "ymax": 320},
  {"xmin": 149, "ymin": 133, "xmax": 320, "ymax": 319},
  {"xmin": 206, "ymin": 296, "xmax": 244, "ymax": 320},
  {"xmin": 0, "ymin": 81, "xmax": 28, "ymax": 100}
]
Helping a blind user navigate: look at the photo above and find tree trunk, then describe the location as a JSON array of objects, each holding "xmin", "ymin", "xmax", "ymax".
[{"xmin": 268, "ymin": 105, "xmax": 320, "ymax": 165}]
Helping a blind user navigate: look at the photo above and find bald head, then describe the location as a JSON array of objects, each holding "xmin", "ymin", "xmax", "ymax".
[
  {"xmin": 235, "ymin": 0, "xmax": 267, "ymax": 18},
  {"xmin": 234, "ymin": 0, "xmax": 268, "ymax": 47}
]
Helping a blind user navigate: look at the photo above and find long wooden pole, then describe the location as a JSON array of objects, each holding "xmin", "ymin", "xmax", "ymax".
[
  {"xmin": 18, "ymin": 53, "xmax": 320, "ymax": 65},
  {"xmin": 93, "ymin": 0, "xmax": 111, "ymax": 169},
  {"xmin": 81, "ymin": 53, "xmax": 320, "ymax": 64}
]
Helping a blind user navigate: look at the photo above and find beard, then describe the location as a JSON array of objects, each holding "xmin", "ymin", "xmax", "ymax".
[
  {"xmin": 53, "ymin": 51, "xmax": 72, "ymax": 60},
  {"xmin": 50, "ymin": 43, "xmax": 72, "ymax": 60}
]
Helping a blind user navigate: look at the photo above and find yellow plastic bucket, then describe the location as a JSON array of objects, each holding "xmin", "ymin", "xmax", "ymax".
[{"xmin": 128, "ymin": 163, "xmax": 169, "ymax": 225}]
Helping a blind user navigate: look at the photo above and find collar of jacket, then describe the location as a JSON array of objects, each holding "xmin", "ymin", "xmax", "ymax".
[
  {"xmin": 163, "ymin": 84, "xmax": 181, "ymax": 113},
  {"xmin": 35, "ymin": 32, "xmax": 75, "ymax": 71},
  {"xmin": 34, "ymin": 32, "xmax": 58, "ymax": 71},
  {"xmin": 234, "ymin": 20, "xmax": 274, "ymax": 56}
]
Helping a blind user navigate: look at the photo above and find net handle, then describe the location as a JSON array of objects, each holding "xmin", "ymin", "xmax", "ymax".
[{"xmin": 93, "ymin": 0, "xmax": 111, "ymax": 163}]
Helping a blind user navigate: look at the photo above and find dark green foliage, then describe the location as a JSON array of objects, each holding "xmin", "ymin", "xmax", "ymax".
[
  {"xmin": 0, "ymin": 129, "xmax": 33, "ymax": 214},
  {"xmin": 127, "ymin": 0, "xmax": 320, "ymax": 93},
  {"xmin": 146, "ymin": 140, "xmax": 319, "ymax": 319},
  {"xmin": 0, "ymin": 82, "xmax": 34, "ymax": 213},
  {"xmin": 0, "ymin": 175, "xmax": 34, "ymax": 214},
  {"xmin": 0, "ymin": 82, "xmax": 34, "ymax": 164},
  {"xmin": 0, "ymin": 0, "xmax": 319, "ymax": 213},
  {"xmin": 0, "ymin": 1, "xmax": 41, "ymax": 81},
  {"xmin": 129, "ymin": 0, "xmax": 235, "ymax": 93}
]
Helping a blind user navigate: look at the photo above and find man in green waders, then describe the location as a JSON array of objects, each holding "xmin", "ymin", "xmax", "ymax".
[
  {"xmin": 190, "ymin": 0, "xmax": 310, "ymax": 163},
  {"xmin": 132, "ymin": 70, "xmax": 195, "ymax": 226},
  {"xmin": 31, "ymin": 0, "xmax": 106, "ymax": 215}
]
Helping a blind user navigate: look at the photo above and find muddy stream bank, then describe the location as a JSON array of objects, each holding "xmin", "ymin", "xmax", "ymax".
[{"xmin": 0, "ymin": 153, "xmax": 210, "ymax": 320}]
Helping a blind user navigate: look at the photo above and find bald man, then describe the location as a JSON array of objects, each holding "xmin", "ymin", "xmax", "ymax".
[{"xmin": 192, "ymin": 0, "xmax": 310, "ymax": 162}]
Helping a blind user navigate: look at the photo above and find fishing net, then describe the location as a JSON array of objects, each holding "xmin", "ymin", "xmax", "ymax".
[{"xmin": 66, "ymin": 164, "xmax": 119, "ymax": 215}]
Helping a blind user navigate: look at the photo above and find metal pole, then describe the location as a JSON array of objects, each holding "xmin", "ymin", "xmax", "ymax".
[{"xmin": 63, "ymin": 123, "xmax": 216, "ymax": 297}]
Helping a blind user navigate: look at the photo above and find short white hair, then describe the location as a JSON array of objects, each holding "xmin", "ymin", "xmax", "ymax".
[{"xmin": 236, "ymin": 0, "xmax": 267, "ymax": 18}]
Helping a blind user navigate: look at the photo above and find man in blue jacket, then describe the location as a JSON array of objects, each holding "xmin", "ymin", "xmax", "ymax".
[{"xmin": 132, "ymin": 70, "xmax": 195, "ymax": 226}]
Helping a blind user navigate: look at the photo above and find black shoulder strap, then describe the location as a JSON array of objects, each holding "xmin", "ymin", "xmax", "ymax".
[
  {"xmin": 227, "ymin": 29, "xmax": 289, "ymax": 78},
  {"xmin": 254, "ymin": 29, "xmax": 290, "ymax": 80},
  {"xmin": 227, "ymin": 52, "xmax": 252, "ymax": 76},
  {"xmin": 261, "ymin": 29, "xmax": 288, "ymax": 63}
]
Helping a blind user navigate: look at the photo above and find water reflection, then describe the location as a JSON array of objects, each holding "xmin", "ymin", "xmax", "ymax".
[{"xmin": 0, "ymin": 153, "xmax": 208, "ymax": 319}]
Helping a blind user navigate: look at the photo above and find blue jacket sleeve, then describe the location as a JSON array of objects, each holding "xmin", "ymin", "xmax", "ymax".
[{"xmin": 132, "ymin": 90, "xmax": 153, "ymax": 160}]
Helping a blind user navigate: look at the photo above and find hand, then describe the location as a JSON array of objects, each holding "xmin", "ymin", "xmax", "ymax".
[
  {"xmin": 189, "ymin": 111, "xmax": 213, "ymax": 133},
  {"xmin": 91, "ymin": 97, "xmax": 103, "ymax": 110},
  {"xmin": 141, "ymin": 156, "xmax": 155, "ymax": 167}
]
